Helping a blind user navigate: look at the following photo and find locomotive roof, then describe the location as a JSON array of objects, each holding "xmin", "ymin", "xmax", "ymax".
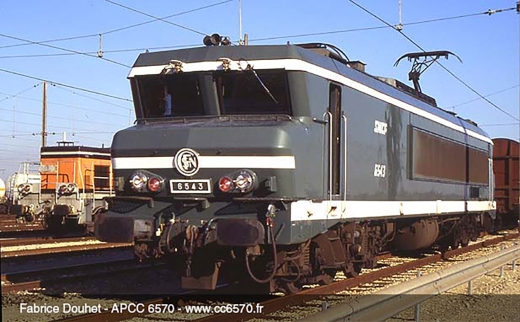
[
  {"xmin": 133, "ymin": 45, "xmax": 318, "ymax": 67},
  {"xmin": 40, "ymin": 145, "xmax": 110, "ymax": 158},
  {"xmin": 130, "ymin": 44, "xmax": 490, "ymax": 144}
]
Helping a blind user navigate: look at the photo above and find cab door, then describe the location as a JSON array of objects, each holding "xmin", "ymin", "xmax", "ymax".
[{"xmin": 327, "ymin": 84, "xmax": 342, "ymax": 198}]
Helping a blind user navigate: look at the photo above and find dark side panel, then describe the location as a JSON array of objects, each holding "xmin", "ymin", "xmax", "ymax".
[
  {"xmin": 411, "ymin": 128, "xmax": 489, "ymax": 185},
  {"xmin": 339, "ymin": 85, "xmax": 491, "ymax": 203}
]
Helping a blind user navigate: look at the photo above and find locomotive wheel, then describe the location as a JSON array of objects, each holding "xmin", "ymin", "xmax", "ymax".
[
  {"xmin": 450, "ymin": 238, "xmax": 460, "ymax": 250},
  {"xmin": 46, "ymin": 215, "xmax": 65, "ymax": 233},
  {"xmin": 470, "ymin": 231, "xmax": 479, "ymax": 242},
  {"xmin": 65, "ymin": 218, "xmax": 82, "ymax": 233},
  {"xmin": 25, "ymin": 213, "xmax": 35, "ymax": 223},
  {"xmin": 40, "ymin": 218, "xmax": 49, "ymax": 229},
  {"xmin": 437, "ymin": 244, "xmax": 448, "ymax": 252},
  {"xmin": 344, "ymin": 262, "xmax": 362, "ymax": 278},
  {"xmin": 278, "ymin": 281, "xmax": 301, "ymax": 294},
  {"xmin": 319, "ymin": 269, "xmax": 336, "ymax": 285}
]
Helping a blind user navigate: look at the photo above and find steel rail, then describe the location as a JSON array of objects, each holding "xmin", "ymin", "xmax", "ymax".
[
  {"xmin": 0, "ymin": 236, "xmax": 94, "ymax": 247},
  {"xmin": 0, "ymin": 222, "xmax": 45, "ymax": 232},
  {"xmin": 1, "ymin": 241, "xmax": 132, "ymax": 258},
  {"xmin": 2, "ymin": 258, "xmax": 165, "ymax": 294}
]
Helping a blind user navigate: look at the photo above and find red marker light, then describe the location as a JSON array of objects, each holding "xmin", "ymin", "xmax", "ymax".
[
  {"xmin": 148, "ymin": 177, "xmax": 162, "ymax": 192},
  {"xmin": 218, "ymin": 176, "xmax": 234, "ymax": 193}
]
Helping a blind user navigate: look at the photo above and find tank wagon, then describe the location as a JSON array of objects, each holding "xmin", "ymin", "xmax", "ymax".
[
  {"xmin": 0, "ymin": 177, "xmax": 7, "ymax": 214},
  {"xmin": 95, "ymin": 42, "xmax": 495, "ymax": 293},
  {"xmin": 5, "ymin": 162, "xmax": 41, "ymax": 218},
  {"xmin": 10, "ymin": 142, "xmax": 113, "ymax": 230},
  {"xmin": 492, "ymin": 138, "xmax": 519, "ymax": 228}
]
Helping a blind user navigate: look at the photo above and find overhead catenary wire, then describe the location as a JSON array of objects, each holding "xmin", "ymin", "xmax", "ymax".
[
  {"xmin": 0, "ymin": 117, "xmax": 120, "ymax": 134},
  {"xmin": 0, "ymin": 130, "xmax": 115, "ymax": 138},
  {"xmin": 51, "ymin": 84, "xmax": 131, "ymax": 110},
  {"xmin": 0, "ymin": 146, "xmax": 39, "ymax": 152},
  {"xmin": 2, "ymin": 140, "xmax": 42, "ymax": 147},
  {"xmin": 447, "ymin": 84, "xmax": 520, "ymax": 109},
  {"xmin": 71, "ymin": 133, "xmax": 111, "ymax": 142},
  {"xmin": 0, "ymin": 106, "xmax": 126, "ymax": 127},
  {"xmin": 0, "ymin": 153, "xmax": 39, "ymax": 160},
  {"xmin": 0, "ymin": 150, "xmax": 39, "ymax": 156},
  {"xmin": 0, "ymin": 0, "xmax": 232, "ymax": 50},
  {"xmin": 248, "ymin": 6, "xmax": 516, "ymax": 42},
  {"xmin": 105, "ymin": 0, "xmax": 208, "ymax": 36},
  {"xmin": 480, "ymin": 123, "xmax": 520, "ymax": 127},
  {"xmin": 0, "ymin": 33, "xmax": 131, "ymax": 68},
  {"xmin": 0, "ymin": 34, "xmax": 97, "ymax": 50},
  {"xmin": 1, "ymin": 146, "xmax": 39, "ymax": 153},
  {"xmin": 103, "ymin": 0, "xmax": 232, "ymax": 36},
  {"xmin": 0, "ymin": 43, "xmax": 202, "ymax": 59},
  {"xmin": 0, "ymin": 68, "xmax": 132, "ymax": 102},
  {"xmin": 0, "ymin": 91, "xmax": 129, "ymax": 118},
  {"xmin": 0, "ymin": 83, "xmax": 41, "ymax": 103},
  {"xmin": 1, "ymin": 7, "xmax": 515, "ymax": 60},
  {"xmin": 348, "ymin": 0, "xmax": 519, "ymax": 122}
]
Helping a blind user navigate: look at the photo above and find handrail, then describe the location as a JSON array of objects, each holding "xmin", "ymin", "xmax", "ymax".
[
  {"xmin": 342, "ymin": 113, "xmax": 348, "ymax": 201},
  {"xmin": 55, "ymin": 162, "xmax": 59, "ymax": 203},
  {"xmin": 323, "ymin": 111, "xmax": 333, "ymax": 201},
  {"xmin": 85, "ymin": 171, "xmax": 111, "ymax": 192}
]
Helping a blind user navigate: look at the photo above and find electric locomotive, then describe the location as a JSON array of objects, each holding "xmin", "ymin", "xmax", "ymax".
[{"xmin": 96, "ymin": 41, "xmax": 495, "ymax": 293}]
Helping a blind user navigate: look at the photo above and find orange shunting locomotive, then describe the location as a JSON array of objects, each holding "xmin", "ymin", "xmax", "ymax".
[{"xmin": 11, "ymin": 142, "xmax": 113, "ymax": 230}]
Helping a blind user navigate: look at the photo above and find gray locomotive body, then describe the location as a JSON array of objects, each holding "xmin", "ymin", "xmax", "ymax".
[{"xmin": 96, "ymin": 44, "xmax": 495, "ymax": 292}]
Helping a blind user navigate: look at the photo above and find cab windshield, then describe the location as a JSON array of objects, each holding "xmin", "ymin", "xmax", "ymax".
[{"xmin": 136, "ymin": 69, "xmax": 291, "ymax": 119}]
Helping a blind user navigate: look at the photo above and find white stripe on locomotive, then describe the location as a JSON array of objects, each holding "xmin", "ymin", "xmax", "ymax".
[
  {"xmin": 128, "ymin": 58, "xmax": 492, "ymax": 145},
  {"xmin": 290, "ymin": 200, "xmax": 496, "ymax": 222},
  {"xmin": 112, "ymin": 155, "xmax": 296, "ymax": 170}
]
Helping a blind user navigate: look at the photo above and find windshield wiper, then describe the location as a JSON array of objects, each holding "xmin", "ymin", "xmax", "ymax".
[{"xmin": 246, "ymin": 65, "xmax": 279, "ymax": 105}]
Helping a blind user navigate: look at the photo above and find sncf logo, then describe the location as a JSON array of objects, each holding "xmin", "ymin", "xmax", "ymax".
[{"xmin": 174, "ymin": 148, "xmax": 200, "ymax": 176}]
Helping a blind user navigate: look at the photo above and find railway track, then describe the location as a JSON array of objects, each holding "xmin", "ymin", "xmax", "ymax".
[
  {"xmin": 0, "ymin": 220, "xmax": 51, "ymax": 239},
  {"xmin": 1, "ymin": 238, "xmax": 135, "ymax": 294},
  {"xmin": 1, "ymin": 235, "xmax": 136, "ymax": 294},
  {"xmin": 43, "ymin": 231, "xmax": 518, "ymax": 322},
  {"xmin": 0, "ymin": 214, "xmax": 17, "ymax": 224},
  {"xmin": 0, "ymin": 236, "xmax": 95, "ymax": 247},
  {"xmin": 2, "ymin": 257, "xmax": 164, "ymax": 294},
  {"xmin": 0, "ymin": 222, "xmax": 45, "ymax": 233},
  {"xmin": 0, "ymin": 214, "xmax": 42, "ymax": 227},
  {"xmin": 1, "ymin": 239, "xmax": 131, "ymax": 259}
]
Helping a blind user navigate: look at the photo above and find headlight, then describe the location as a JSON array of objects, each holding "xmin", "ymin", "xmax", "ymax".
[
  {"xmin": 58, "ymin": 184, "xmax": 67, "ymax": 195},
  {"xmin": 18, "ymin": 183, "xmax": 32, "ymax": 195},
  {"xmin": 130, "ymin": 172, "xmax": 148, "ymax": 191},
  {"xmin": 235, "ymin": 171, "xmax": 255, "ymax": 193},
  {"xmin": 67, "ymin": 183, "xmax": 77, "ymax": 194}
]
